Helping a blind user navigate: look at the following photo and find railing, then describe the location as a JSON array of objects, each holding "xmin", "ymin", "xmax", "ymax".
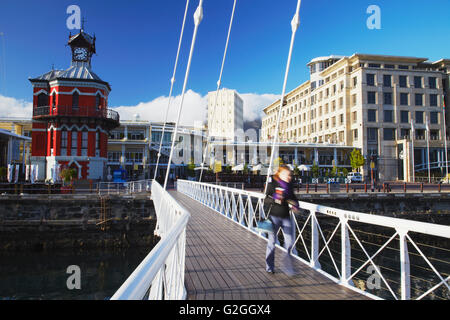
[
  {"xmin": 415, "ymin": 161, "xmax": 450, "ymax": 172},
  {"xmin": 33, "ymin": 106, "xmax": 120, "ymax": 122},
  {"xmin": 111, "ymin": 180, "xmax": 190, "ymax": 300},
  {"xmin": 177, "ymin": 179, "xmax": 450, "ymax": 300},
  {"xmin": 98, "ymin": 179, "xmax": 152, "ymax": 195}
]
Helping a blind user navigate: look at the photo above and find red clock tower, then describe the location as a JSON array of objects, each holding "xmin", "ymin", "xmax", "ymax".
[{"xmin": 29, "ymin": 28, "xmax": 120, "ymax": 182}]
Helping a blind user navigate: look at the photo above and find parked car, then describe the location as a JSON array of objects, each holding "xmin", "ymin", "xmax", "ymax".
[{"xmin": 347, "ymin": 172, "xmax": 363, "ymax": 183}]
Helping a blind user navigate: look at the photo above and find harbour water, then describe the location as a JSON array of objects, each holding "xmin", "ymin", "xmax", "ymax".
[{"xmin": 0, "ymin": 247, "xmax": 150, "ymax": 300}]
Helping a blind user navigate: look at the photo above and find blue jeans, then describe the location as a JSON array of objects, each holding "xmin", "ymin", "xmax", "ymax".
[{"xmin": 265, "ymin": 215, "xmax": 295, "ymax": 274}]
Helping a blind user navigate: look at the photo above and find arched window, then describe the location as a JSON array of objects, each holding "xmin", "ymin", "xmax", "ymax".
[
  {"xmin": 51, "ymin": 92, "xmax": 56, "ymax": 108},
  {"xmin": 61, "ymin": 128, "xmax": 68, "ymax": 156},
  {"xmin": 72, "ymin": 91, "xmax": 79, "ymax": 109},
  {"xmin": 95, "ymin": 93, "xmax": 101, "ymax": 110},
  {"xmin": 71, "ymin": 130, "xmax": 78, "ymax": 155},
  {"xmin": 37, "ymin": 93, "xmax": 48, "ymax": 107},
  {"xmin": 81, "ymin": 128, "xmax": 88, "ymax": 156}
]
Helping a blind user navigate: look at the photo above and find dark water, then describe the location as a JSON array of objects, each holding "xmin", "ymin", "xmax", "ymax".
[{"xmin": 0, "ymin": 248, "xmax": 150, "ymax": 300}]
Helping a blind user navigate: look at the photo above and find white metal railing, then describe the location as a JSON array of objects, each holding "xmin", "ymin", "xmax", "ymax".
[
  {"xmin": 177, "ymin": 179, "xmax": 450, "ymax": 300},
  {"xmin": 98, "ymin": 179, "xmax": 152, "ymax": 195},
  {"xmin": 111, "ymin": 180, "xmax": 190, "ymax": 300}
]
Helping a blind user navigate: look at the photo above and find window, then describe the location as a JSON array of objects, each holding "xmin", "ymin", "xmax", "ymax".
[
  {"xmin": 415, "ymin": 94, "xmax": 423, "ymax": 106},
  {"xmin": 384, "ymin": 64, "xmax": 395, "ymax": 69},
  {"xmin": 384, "ymin": 92, "xmax": 392, "ymax": 105},
  {"xmin": 400, "ymin": 129, "xmax": 410, "ymax": 139},
  {"xmin": 398, "ymin": 65, "xmax": 409, "ymax": 70},
  {"xmin": 383, "ymin": 128, "xmax": 395, "ymax": 141},
  {"xmin": 415, "ymin": 111, "xmax": 424, "ymax": 124},
  {"xmin": 368, "ymin": 92, "xmax": 376, "ymax": 104},
  {"xmin": 51, "ymin": 92, "xmax": 56, "ymax": 107},
  {"xmin": 71, "ymin": 130, "xmax": 78, "ymax": 155},
  {"xmin": 399, "ymin": 75, "xmax": 407, "ymax": 88},
  {"xmin": 428, "ymin": 77, "xmax": 437, "ymax": 89},
  {"xmin": 430, "ymin": 112, "xmax": 439, "ymax": 124},
  {"xmin": 415, "ymin": 129, "xmax": 425, "ymax": 140},
  {"xmin": 96, "ymin": 131, "xmax": 100, "ymax": 150},
  {"xmin": 61, "ymin": 129, "xmax": 68, "ymax": 156},
  {"xmin": 367, "ymin": 74, "xmax": 375, "ymax": 86},
  {"xmin": 430, "ymin": 94, "xmax": 438, "ymax": 107},
  {"xmin": 367, "ymin": 128, "xmax": 378, "ymax": 142},
  {"xmin": 353, "ymin": 77, "xmax": 358, "ymax": 88},
  {"xmin": 400, "ymin": 111, "xmax": 409, "ymax": 123},
  {"xmin": 368, "ymin": 109, "xmax": 377, "ymax": 122},
  {"xmin": 340, "ymin": 113, "xmax": 344, "ymax": 124},
  {"xmin": 95, "ymin": 94, "xmax": 101, "ymax": 110},
  {"xmin": 383, "ymin": 75, "xmax": 392, "ymax": 87},
  {"xmin": 384, "ymin": 110, "xmax": 393, "ymax": 122},
  {"xmin": 352, "ymin": 94, "xmax": 357, "ymax": 106},
  {"xmin": 353, "ymin": 129, "xmax": 358, "ymax": 140},
  {"xmin": 430, "ymin": 130, "xmax": 440, "ymax": 140},
  {"xmin": 72, "ymin": 91, "xmax": 79, "ymax": 108},
  {"xmin": 81, "ymin": 129, "xmax": 88, "ymax": 156},
  {"xmin": 128, "ymin": 130, "xmax": 145, "ymax": 140},
  {"xmin": 400, "ymin": 93, "xmax": 409, "ymax": 106},
  {"xmin": 369, "ymin": 63, "xmax": 381, "ymax": 68},
  {"xmin": 414, "ymin": 76, "xmax": 422, "ymax": 88},
  {"xmin": 352, "ymin": 111, "xmax": 357, "ymax": 123},
  {"xmin": 37, "ymin": 93, "xmax": 48, "ymax": 107}
]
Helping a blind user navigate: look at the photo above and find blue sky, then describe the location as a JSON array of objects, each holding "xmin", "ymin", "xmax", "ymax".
[{"xmin": 1, "ymin": 0, "xmax": 450, "ymax": 121}]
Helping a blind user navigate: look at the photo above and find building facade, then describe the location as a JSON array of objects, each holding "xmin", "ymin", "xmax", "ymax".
[
  {"xmin": 29, "ymin": 29, "xmax": 120, "ymax": 181},
  {"xmin": 261, "ymin": 54, "xmax": 450, "ymax": 182},
  {"xmin": 207, "ymin": 88, "xmax": 244, "ymax": 141}
]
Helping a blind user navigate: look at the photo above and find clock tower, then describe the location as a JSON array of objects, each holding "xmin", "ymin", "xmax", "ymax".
[{"xmin": 29, "ymin": 28, "xmax": 120, "ymax": 182}]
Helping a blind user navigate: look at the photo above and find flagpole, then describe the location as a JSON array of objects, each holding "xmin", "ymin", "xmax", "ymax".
[
  {"xmin": 426, "ymin": 114, "xmax": 431, "ymax": 183},
  {"xmin": 411, "ymin": 119, "xmax": 415, "ymax": 183},
  {"xmin": 443, "ymin": 94, "xmax": 448, "ymax": 183}
]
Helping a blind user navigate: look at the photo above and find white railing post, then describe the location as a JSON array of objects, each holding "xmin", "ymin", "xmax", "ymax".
[
  {"xmin": 340, "ymin": 218, "xmax": 352, "ymax": 285},
  {"xmin": 398, "ymin": 229, "xmax": 411, "ymax": 300},
  {"xmin": 310, "ymin": 212, "xmax": 321, "ymax": 269}
]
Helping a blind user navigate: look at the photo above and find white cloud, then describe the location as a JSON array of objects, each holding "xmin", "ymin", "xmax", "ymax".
[
  {"xmin": 0, "ymin": 95, "xmax": 32, "ymax": 118},
  {"xmin": 112, "ymin": 90, "xmax": 279, "ymax": 125}
]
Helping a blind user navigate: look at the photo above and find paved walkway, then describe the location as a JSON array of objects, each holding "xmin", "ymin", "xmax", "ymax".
[{"xmin": 170, "ymin": 191, "xmax": 369, "ymax": 300}]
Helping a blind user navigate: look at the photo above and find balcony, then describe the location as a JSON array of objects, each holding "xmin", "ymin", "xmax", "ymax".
[{"xmin": 33, "ymin": 105, "xmax": 120, "ymax": 127}]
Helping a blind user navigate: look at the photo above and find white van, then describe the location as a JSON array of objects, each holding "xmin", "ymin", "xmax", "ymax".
[{"xmin": 347, "ymin": 172, "xmax": 363, "ymax": 183}]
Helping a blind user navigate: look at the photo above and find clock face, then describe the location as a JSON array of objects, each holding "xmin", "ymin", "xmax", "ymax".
[{"xmin": 73, "ymin": 47, "xmax": 88, "ymax": 61}]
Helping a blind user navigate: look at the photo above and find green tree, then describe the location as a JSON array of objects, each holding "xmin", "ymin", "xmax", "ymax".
[
  {"xmin": 311, "ymin": 163, "xmax": 319, "ymax": 178},
  {"xmin": 350, "ymin": 149, "xmax": 365, "ymax": 172},
  {"xmin": 186, "ymin": 160, "xmax": 196, "ymax": 177},
  {"xmin": 60, "ymin": 168, "xmax": 76, "ymax": 184}
]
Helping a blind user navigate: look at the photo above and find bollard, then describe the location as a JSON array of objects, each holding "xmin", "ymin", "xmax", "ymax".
[
  {"xmin": 315, "ymin": 184, "xmax": 318, "ymax": 193},
  {"xmin": 383, "ymin": 183, "xmax": 386, "ymax": 193},
  {"xmin": 404, "ymin": 182, "xmax": 407, "ymax": 193},
  {"xmin": 346, "ymin": 183, "xmax": 349, "ymax": 193},
  {"xmin": 439, "ymin": 182, "xmax": 441, "ymax": 193},
  {"xmin": 326, "ymin": 183, "xmax": 329, "ymax": 194},
  {"xmin": 306, "ymin": 183, "xmax": 309, "ymax": 194},
  {"xmin": 421, "ymin": 183, "xmax": 424, "ymax": 193},
  {"xmin": 364, "ymin": 183, "xmax": 367, "ymax": 193}
]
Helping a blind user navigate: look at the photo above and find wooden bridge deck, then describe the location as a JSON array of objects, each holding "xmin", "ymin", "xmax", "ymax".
[{"xmin": 170, "ymin": 191, "xmax": 369, "ymax": 300}]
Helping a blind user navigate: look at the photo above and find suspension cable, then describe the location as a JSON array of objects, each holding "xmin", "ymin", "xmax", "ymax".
[
  {"xmin": 153, "ymin": 0, "xmax": 190, "ymax": 180},
  {"xmin": 199, "ymin": 0, "xmax": 237, "ymax": 182},
  {"xmin": 163, "ymin": 0, "xmax": 204, "ymax": 189},
  {"xmin": 264, "ymin": 0, "xmax": 302, "ymax": 195}
]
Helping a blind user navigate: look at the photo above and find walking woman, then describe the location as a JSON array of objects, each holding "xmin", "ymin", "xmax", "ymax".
[{"xmin": 264, "ymin": 165, "xmax": 300, "ymax": 275}]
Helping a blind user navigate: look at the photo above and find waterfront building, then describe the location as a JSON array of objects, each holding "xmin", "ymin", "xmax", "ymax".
[
  {"xmin": 0, "ymin": 129, "xmax": 31, "ymax": 174},
  {"xmin": 29, "ymin": 28, "xmax": 120, "ymax": 181},
  {"xmin": 207, "ymin": 88, "xmax": 244, "ymax": 142},
  {"xmin": 261, "ymin": 54, "xmax": 450, "ymax": 182}
]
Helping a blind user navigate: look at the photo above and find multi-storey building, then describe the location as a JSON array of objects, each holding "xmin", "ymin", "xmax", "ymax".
[
  {"xmin": 261, "ymin": 54, "xmax": 450, "ymax": 182},
  {"xmin": 29, "ymin": 28, "xmax": 120, "ymax": 181},
  {"xmin": 207, "ymin": 88, "xmax": 244, "ymax": 142}
]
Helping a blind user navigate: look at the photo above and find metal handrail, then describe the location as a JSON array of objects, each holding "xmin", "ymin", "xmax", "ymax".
[
  {"xmin": 176, "ymin": 179, "xmax": 450, "ymax": 300},
  {"xmin": 111, "ymin": 180, "xmax": 190, "ymax": 300},
  {"xmin": 32, "ymin": 105, "xmax": 119, "ymax": 122}
]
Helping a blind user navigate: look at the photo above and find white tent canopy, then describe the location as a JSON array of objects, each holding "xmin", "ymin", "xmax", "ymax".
[
  {"xmin": 252, "ymin": 164, "xmax": 262, "ymax": 171},
  {"xmin": 298, "ymin": 164, "xmax": 311, "ymax": 171},
  {"xmin": 232, "ymin": 164, "xmax": 244, "ymax": 171}
]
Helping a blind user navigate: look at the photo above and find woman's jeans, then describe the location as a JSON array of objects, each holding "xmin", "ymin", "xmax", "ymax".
[{"xmin": 265, "ymin": 215, "xmax": 295, "ymax": 274}]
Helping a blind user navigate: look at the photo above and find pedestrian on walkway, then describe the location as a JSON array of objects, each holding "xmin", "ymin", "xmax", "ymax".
[{"xmin": 264, "ymin": 165, "xmax": 300, "ymax": 275}]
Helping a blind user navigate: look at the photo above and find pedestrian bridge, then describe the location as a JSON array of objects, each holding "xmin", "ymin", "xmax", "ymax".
[{"xmin": 111, "ymin": 179, "xmax": 450, "ymax": 301}]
